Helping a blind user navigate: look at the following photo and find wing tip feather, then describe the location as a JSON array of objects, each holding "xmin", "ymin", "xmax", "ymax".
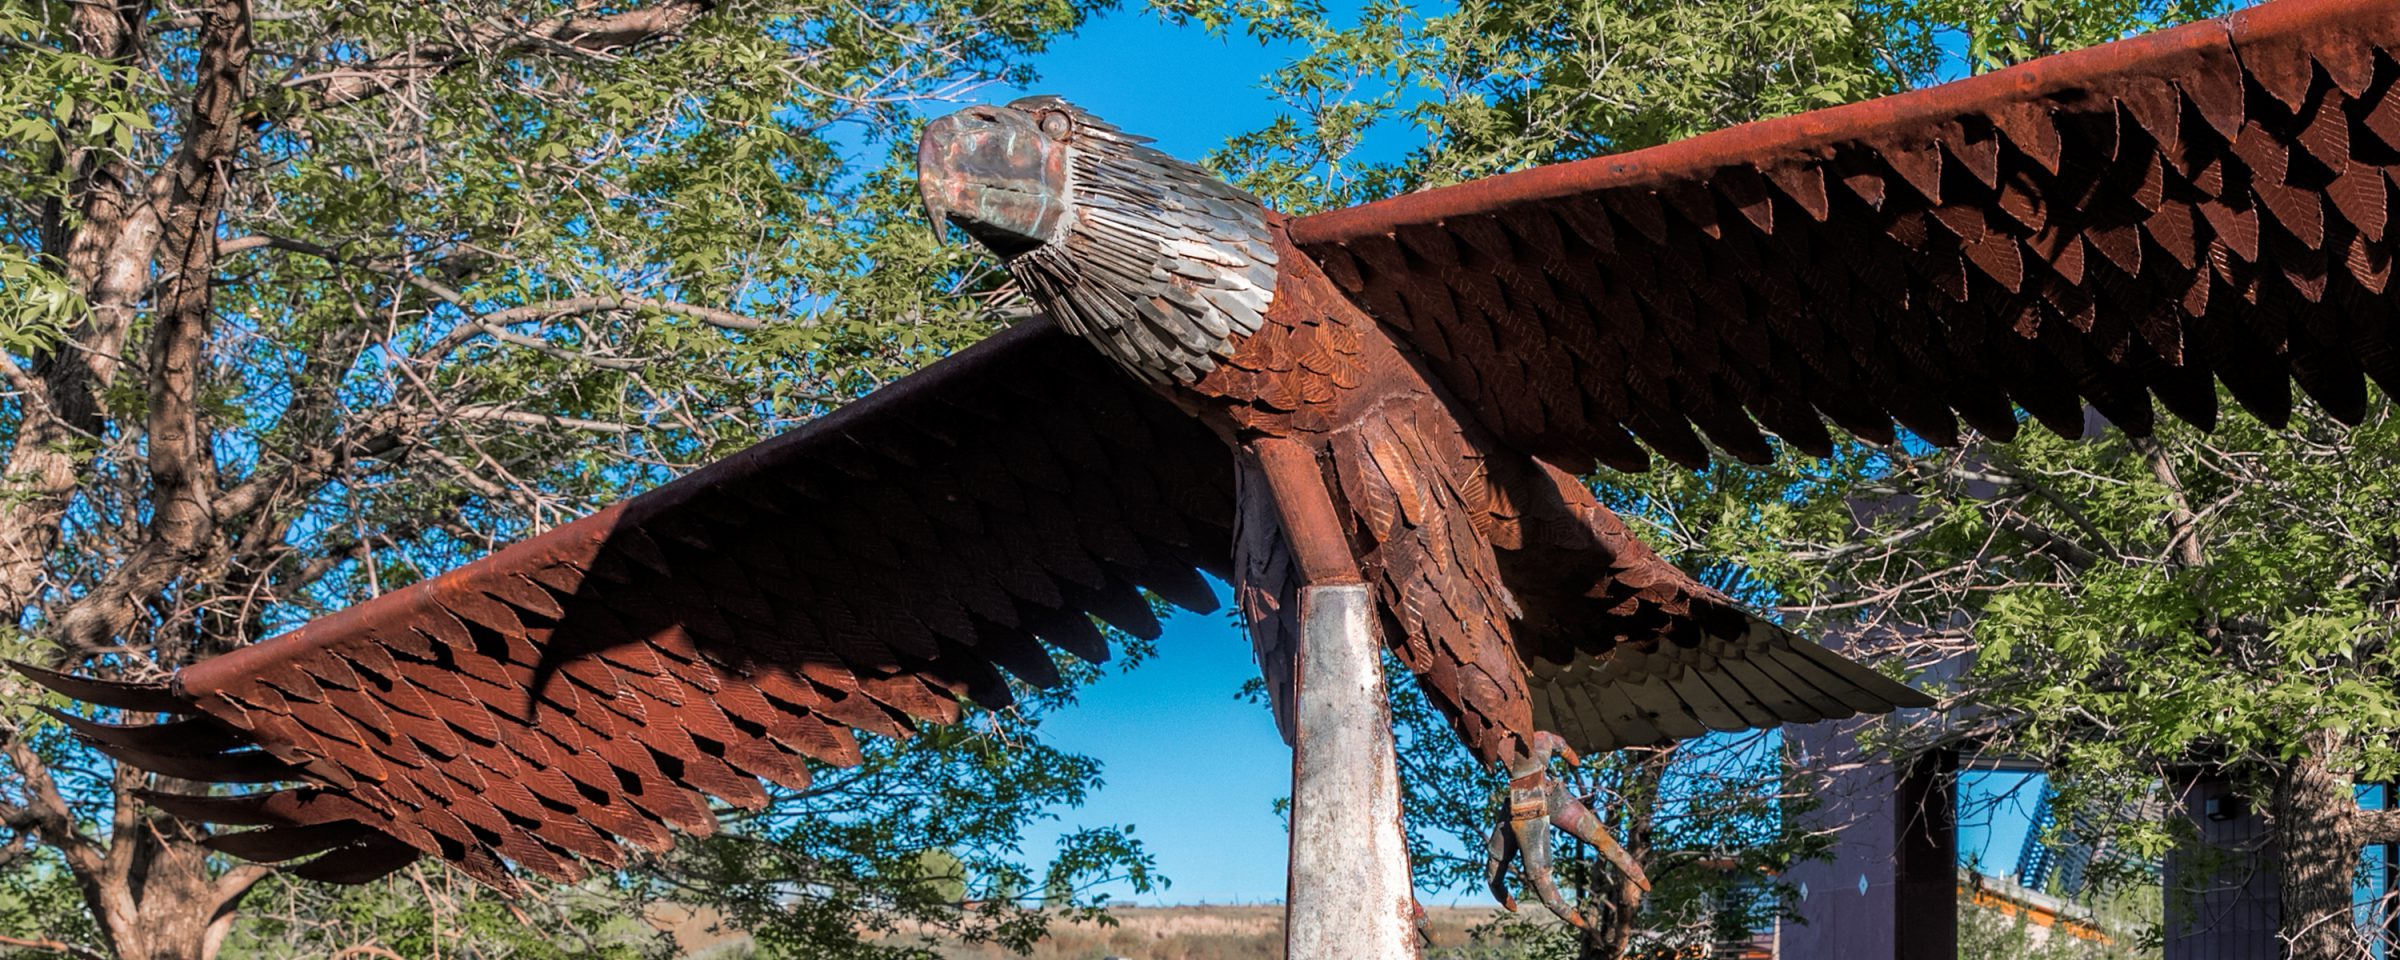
[{"xmin": 9, "ymin": 661, "xmax": 193, "ymax": 714}]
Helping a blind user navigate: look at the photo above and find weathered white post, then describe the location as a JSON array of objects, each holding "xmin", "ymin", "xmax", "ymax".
[
  {"xmin": 1283, "ymin": 583, "xmax": 1421, "ymax": 957},
  {"xmin": 1250, "ymin": 437, "xmax": 1421, "ymax": 960}
]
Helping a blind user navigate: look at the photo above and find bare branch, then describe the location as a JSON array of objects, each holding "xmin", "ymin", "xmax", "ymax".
[
  {"xmin": 2352, "ymin": 808, "xmax": 2400, "ymax": 846},
  {"xmin": 479, "ymin": 294, "xmax": 770, "ymax": 332},
  {"xmin": 210, "ymin": 862, "xmax": 274, "ymax": 923},
  {"xmin": 212, "ymin": 427, "xmax": 408, "ymax": 522},
  {"xmin": 0, "ymin": 732, "xmax": 101, "ymax": 882},
  {"xmin": 469, "ymin": 322, "xmax": 645, "ymax": 369},
  {"xmin": 270, "ymin": 1, "xmax": 716, "ymax": 119},
  {"xmin": 1988, "ymin": 508, "xmax": 2102, "ymax": 571},
  {"xmin": 1962, "ymin": 457, "xmax": 2119, "ymax": 561},
  {"xmin": 2134, "ymin": 436, "xmax": 2208, "ymax": 571},
  {"xmin": 448, "ymin": 405, "xmax": 642, "ymax": 434},
  {"xmin": 222, "ymin": 234, "xmax": 776, "ymax": 350},
  {"xmin": 1787, "ymin": 515, "xmax": 1940, "ymax": 563}
]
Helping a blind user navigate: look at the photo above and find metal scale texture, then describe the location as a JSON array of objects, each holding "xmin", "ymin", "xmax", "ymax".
[{"xmin": 27, "ymin": 2, "xmax": 2400, "ymax": 953}]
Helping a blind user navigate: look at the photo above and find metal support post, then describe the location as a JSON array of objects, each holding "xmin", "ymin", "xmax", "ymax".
[
  {"xmin": 1286, "ymin": 582, "xmax": 1419, "ymax": 959},
  {"xmin": 1250, "ymin": 437, "xmax": 1421, "ymax": 960}
]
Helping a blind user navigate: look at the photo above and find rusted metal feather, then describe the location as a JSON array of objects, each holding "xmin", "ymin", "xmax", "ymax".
[{"xmin": 1291, "ymin": 0, "xmax": 2400, "ymax": 463}]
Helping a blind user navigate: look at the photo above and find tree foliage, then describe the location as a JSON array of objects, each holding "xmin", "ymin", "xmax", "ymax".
[
  {"xmin": 0, "ymin": 0, "xmax": 1155, "ymax": 957},
  {"xmin": 1177, "ymin": 0, "xmax": 1901, "ymax": 213},
  {"xmin": 1760, "ymin": 397, "xmax": 2400, "ymax": 958}
]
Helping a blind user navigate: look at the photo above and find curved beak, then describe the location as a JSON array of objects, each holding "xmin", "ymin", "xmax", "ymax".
[{"xmin": 921, "ymin": 186, "xmax": 954, "ymax": 245}]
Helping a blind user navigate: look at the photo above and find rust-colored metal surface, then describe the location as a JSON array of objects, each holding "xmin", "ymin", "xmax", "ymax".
[
  {"xmin": 1248, "ymin": 437, "xmax": 1361, "ymax": 585},
  {"xmin": 1293, "ymin": 0, "xmax": 2400, "ymax": 472},
  {"xmin": 1182, "ymin": 220, "xmax": 1924, "ymax": 776},
  {"xmin": 49, "ymin": 0, "xmax": 2383, "ymax": 903},
  {"xmin": 1100, "ymin": 193, "xmax": 1930, "ymax": 924},
  {"xmin": 28, "ymin": 320, "xmax": 1236, "ymax": 892}
]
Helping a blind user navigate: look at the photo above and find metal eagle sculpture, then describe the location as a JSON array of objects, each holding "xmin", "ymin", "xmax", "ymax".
[{"xmin": 25, "ymin": 0, "xmax": 2400, "ymax": 930}]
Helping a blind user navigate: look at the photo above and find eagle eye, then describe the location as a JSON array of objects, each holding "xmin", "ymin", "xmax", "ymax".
[{"xmin": 1038, "ymin": 111, "xmax": 1072, "ymax": 140}]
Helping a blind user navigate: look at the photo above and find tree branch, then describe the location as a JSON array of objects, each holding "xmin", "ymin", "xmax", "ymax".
[
  {"xmin": 448, "ymin": 405, "xmax": 642, "ymax": 434},
  {"xmin": 1989, "ymin": 508, "xmax": 2102, "ymax": 571},
  {"xmin": 2350, "ymin": 807, "xmax": 2400, "ymax": 846},
  {"xmin": 1964, "ymin": 458, "xmax": 2119, "ymax": 562},
  {"xmin": 268, "ymin": 1, "xmax": 715, "ymax": 120},
  {"xmin": 477, "ymin": 294, "xmax": 769, "ymax": 331},
  {"xmin": 0, "ymin": 0, "xmax": 159, "ymax": 614},
  {"xmin": 469, "ymin": 322, "xmax": 645, "ymax": 369},
  {"xmin": 1788, "ymin": 515, "xmax": 1940, "ymax": 563},
  {"xmin": 47, "ymin": 0, "xmax": 252, "ymax": 665},
  {"xmin": 0, "ymin": 732, "xmax": 103, "ymax": 884},
  {"xmin": 146, "ymin": 0, "xmax": 251, "ymax": 563},
  {"xmin": 2134, "ymin": 437, "xmax": 2208, "ymax": 570},
  {"xmin": 0, "ymin": 352, "xmax": 62, "ymax": 433},
  {"xmin": 212, "ymin": 428, "xmax": 407, "ymax": 524},
  {"xmin": 222, "ymin": 233, "xmax": 774, "ymax": 346},
  {"xmin": 0, "ymin": 934, "xmax": 107, "ymax": 960},
  {"xmin": 210, "ymin": 862, "xmax": 274, "ymax": 925},
  {"xmin": 267, "ymin": 493, "xmax": 472, "ymax": 599}
]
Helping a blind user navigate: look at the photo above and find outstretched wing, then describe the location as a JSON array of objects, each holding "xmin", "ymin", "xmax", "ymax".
[
  {"xmin": 1291, "ymin": 0, "xmax": 2400, "ymax": 472},
  {"xmin": 1506, "ymin": 490, "xmax": 1936, "ymax": 756},
  {"xmin": 23, "ymin": 319, "xmax": 1234, "ymax": 890}
]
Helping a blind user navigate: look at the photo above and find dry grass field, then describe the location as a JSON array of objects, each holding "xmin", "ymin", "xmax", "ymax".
[
  {"xmin": 661, "ymin": 901, "xmax": 1563, "ymax": 959},
  {"xmin": 866, "ymin": 904, "xmax": 1530, "ymax": 960}
]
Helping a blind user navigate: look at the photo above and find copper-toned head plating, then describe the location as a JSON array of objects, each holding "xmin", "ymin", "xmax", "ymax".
[{"xmin": 917, "ymin": 102, "xmax": 1074, "ymax": 258}]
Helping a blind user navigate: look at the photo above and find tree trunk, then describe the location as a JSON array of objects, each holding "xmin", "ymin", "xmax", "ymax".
[
  {"xmin": 0, "ymin": 0, "xmax": 159, "ymax": 618},
  {"xmin": 87, "ymin": 826, "xmax": 262, "ymax": 960},
  {"xmin": 6, "ymin": 0, "xmax": 751, "ymax": 955},
  {"xmin": 1579, "ymin": 747, "xmax": 1670, "ymax": 960},
  {"xmin": 1576, "ymin": 872, "xmax": 1644, "ymax": 960},
  {"xmin": 16, "ymin": 3, "xmax": 275, "ymax": 957},
  {"xmin": 2276, "ymin": 735, "xmax": 2368, "ymax": 960}
]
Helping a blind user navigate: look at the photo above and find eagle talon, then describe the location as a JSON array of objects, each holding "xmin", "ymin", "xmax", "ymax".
[{"xmin": 1483, "ymin": 734, "xmax": 1650, "ymax": 930}]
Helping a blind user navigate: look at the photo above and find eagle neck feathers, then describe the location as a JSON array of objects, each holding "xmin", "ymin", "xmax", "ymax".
[{"xmin": 1005, "ymin": 110, "xmax": 1279, "ymax": 385}]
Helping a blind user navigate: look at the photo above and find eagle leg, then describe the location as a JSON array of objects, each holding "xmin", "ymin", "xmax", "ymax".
[
  {"xmin": 1248, "ymin": 436, "xmax": 1430, "ymax": 947},
  {"xmin": 1485, "ymin": 732, "xmax": 1649, "ymax": 929}
]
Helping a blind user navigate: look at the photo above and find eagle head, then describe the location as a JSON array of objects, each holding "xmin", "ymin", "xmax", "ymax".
[
  {"xmin": 916, "ymin": 96, "xmax": 1279, "ymax": 385},
  {"xmin": 917, "ymin": 99, "xmax": 1075, "ymax": 258}
]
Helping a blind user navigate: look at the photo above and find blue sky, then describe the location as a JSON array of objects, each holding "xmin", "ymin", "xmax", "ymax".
[
  {"xmin": 1000, "ymin": 11, "xmax": 1303, "ymax": 163},
  {"xmin": 971, "ymin": 7, "xmax": 2053, "ymax": 906},
  {"xmin": 1015, "ymin": 586, "xmax": 1295, "ymax": 905}
]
